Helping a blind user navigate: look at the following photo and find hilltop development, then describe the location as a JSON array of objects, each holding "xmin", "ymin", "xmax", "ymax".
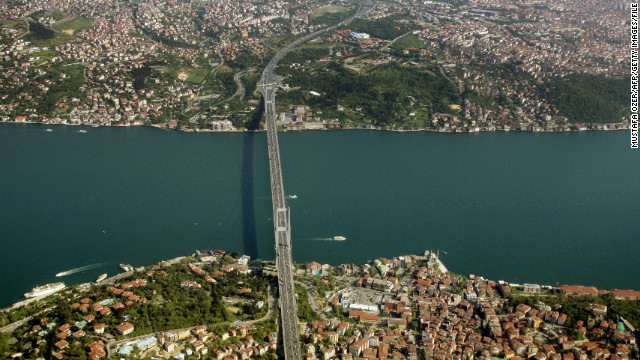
[{"xmin": 0, "ymin": 0, "xmax": 631, "ymax": 133}]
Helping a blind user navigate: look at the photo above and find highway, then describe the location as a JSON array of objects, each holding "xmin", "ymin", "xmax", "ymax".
[{"xmin": 258, "ymin": 3, "xmax": 373, "ymax": 359}]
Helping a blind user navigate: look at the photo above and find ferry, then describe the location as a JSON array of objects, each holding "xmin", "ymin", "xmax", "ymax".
[
  {"xmin": 119, "ymin": 264, "xmax": 133, "ymax": 272},
  {"xmin": 96, "ymin": 273, "xmax": 108, "ymax": 282},
  {"xmin": 333, "ymin": 236, "xmax": 347, "ymax": 241},
  {"xmin": 287, "ymin": 195, "xmax": 298, "ymax": 199},
  {"xmin": 24, "ymin": 282, "xmax": 65, "ymax": 299}
]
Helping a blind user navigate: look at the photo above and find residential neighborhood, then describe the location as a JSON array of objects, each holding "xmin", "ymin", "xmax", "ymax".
[
  {"xmin": 2, "ymin": 249, "xmax": 638, "ymax": 359},
  {"xmin": 0, "ymin": 0, "xmax": 630, "ymax": 131}
]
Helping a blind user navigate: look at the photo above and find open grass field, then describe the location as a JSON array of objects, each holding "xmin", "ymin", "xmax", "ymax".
[
  {"xmin": 27, "ymin": 32, "xmax": 74, "ymax": 47},
  {"xmin": 31, "ymin": 49, "xmax": 57, "ymax": 64},
  {"xmin": 309, "ymin": 5, "xmax": 353, "ymax": 26},
  {"xmin": 186, "ymin": 68, "xmax": 209, "ymax": 83},
  {"xmin": 390, "ymin": 34, "xmax": 427, "ymax": 50},
  {"xmin": 310, "ymin": 5, "xmax": 347, "ymax": 18},
  {"xmin": 49, "ymin": 10, "xmax": 69, "ymax": 21},
  {"xmin": 167, "ymin": 66, "xmax": 210, "ymax": 84},
  {"xmin": 1, "ymin": 19, "xmax": 28, "ymax": 35},
  {"xmin": 53, "ymin": 16, "xmax": 93, "ymax": 34},
  {"xmin": 30, "ymin": 9, "xmax": 69, "ymax": 21}
]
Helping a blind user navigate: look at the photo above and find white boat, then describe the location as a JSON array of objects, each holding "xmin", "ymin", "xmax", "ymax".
[
  {"xmin": 333, "ymin": 236, "xmax": 347, "ymax": 241},
  {"xmin": 96, "ymin": 273, "xmax": 108, "ymax": 282},
  {"xmin": 24, "ymin": 282, "xmax": 65, "ymax": 298},
  {"xmin": 45, "ymin": 128, "xmax": 53, "ymax": 132},
  {"xmin": 287, "ymin": 195, "xmax": 298, "ymax": 199},
  {"xmin": 78, "ymin": 129, "xmax": 87, "ymax": 133},
  {"xmin": 119, "ymin": 264, "xmax": 133, "ymax": 272}
]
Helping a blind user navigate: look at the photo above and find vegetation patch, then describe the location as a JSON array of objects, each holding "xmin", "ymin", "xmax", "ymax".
[
  {"xmin": 280, "ymin": 46, "xmax": 330, "ymax": 64},
  {"xmin": 167, "ymin": 67, "xmax": 209, "ymax": 84},
  {"xmin": 141, "ymin": 28, "xmax": 198, "ymax": 49},
  {"xmin": 294, "ymin": 284, "xmax": 320, "ymax": 322},
  {"xmin": 311, "ymin": 5, "xmax": 347, "ymax": 17},
  {"xmin": 227, "ymin": 53, "xmax": 266, "ymax": 69},
  {"xmin": 53, "ymin": 16, "xmax": 93, "ymax": 34},
  {"xmin": 131, "ymin": 65, "xmax": 152, "ymax": 90},
  {"xmin": 541, "ymin": 74, "xmax": 629, "ymax": 123},
  {"xmin": 346, "ymin": 15, "xmax": 420, "ymax": 40},
  {"xmin": 185, "ymin": 68, "xmax": 209, "ymax": 83},
  {"xmin": 27, "ymin": 21, "xmax": 55, "ymax": 40},
  {"xmin": 26, "ymin": 22, "xmax": 73, "ymax": 47},
  {"xmin": 390, "ymin": 34, "xmax": 426, "ymax": 50},
  {"xmin": 309, "ymin": 5, "xmax": 354, "ymax": 26},
  {"xmin": 462, "ymin": 89, "xmax": 497, "ymax": 109},
  {"xmin": 201, "ymin": 71, "xmax": 237, "ymax": 98},
  {"xmin": 277, "ymin": 61, "xmax": 460, "ymax": 128},
  {"xmin": 49, "ymin": 10, "xmax": 69, "ymax": 21},
  {"xmin": 36, "ymin": 64, "xmax": 85, "ymax": 114},
  {"xmin": 242, "ymin": 73, "xmax": 261, "ymax": 98}
]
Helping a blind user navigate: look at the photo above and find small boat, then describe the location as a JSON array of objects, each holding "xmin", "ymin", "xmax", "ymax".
[
  {"xmin": 287, "ymin": 195, "xmax": 298, "ymax": 199},
  {"xmin": 45, "ymin": 128, "xmax": 53, "ymax": 132},
  {"xmin": 333, "ymin": 236, "xmax": 346, "ymax": 241},
  {"xmin": 78, "ymin": 129, "xmax": 87, "ymax": 133},
  {"xmin": 96, "ymin": 273, "xmax": 108, "ymax": 282}
]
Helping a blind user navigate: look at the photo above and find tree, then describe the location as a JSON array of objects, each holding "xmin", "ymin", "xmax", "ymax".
[{"xmin": 369, "ymin": 265, "xmax": 379, "ymax": 276}]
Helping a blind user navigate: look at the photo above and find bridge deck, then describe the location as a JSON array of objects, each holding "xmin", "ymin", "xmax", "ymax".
[{"xmin": 259, "ymin": 3, "xmax": 373, "ymax": 358}]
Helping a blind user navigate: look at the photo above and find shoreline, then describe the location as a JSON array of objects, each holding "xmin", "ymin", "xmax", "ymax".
[
  {"xmin": 3, "ymin": 249, "xmax": 638, "ymax": 312},
  {"xmin": 1, "ymin": 120, "xmax": 630, "ymax": 135}
]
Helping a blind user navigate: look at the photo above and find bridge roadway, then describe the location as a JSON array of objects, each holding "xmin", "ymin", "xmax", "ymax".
[{"xmin": 259, "ymin": 3, "xmax": 374, "ymax": 359}]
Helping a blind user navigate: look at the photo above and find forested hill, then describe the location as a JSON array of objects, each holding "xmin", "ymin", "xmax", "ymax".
[{"xmin": 541, "ymin": 74, "xmax": 629, "ymax": 124}]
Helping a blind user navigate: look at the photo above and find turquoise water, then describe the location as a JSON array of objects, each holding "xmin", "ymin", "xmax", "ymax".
[{"xmin": 1, "ymin": 123, "xmax": 639, "ymax": 307}]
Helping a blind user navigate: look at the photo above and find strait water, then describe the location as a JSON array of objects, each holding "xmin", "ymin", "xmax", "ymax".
[{"xmin": 1, "ymin": 123, "xmax": 639, "ymax": 307}]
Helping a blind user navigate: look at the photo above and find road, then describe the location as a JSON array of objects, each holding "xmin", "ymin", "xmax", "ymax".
[
  {"xmin": 228, "ymin": 70, "xmax": 249, "ymax": 101},
  {"xmin": 1, "ymin": 307, "xmax": 54, "ymax": 334},
  {"xmin": 258, "ymin": 2, "xmax": 373, "ymax": 359},
  {"xmin": 1, "ymin": 314, "xmax": 37, "ymax": 334}
]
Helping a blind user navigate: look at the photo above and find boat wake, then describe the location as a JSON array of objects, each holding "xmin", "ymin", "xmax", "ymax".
[
  {"xmin": 56, "ymin": 262, "xmax": 106, "ymax": 277},
  {"xmin": 308, "ymin": 237, "xmax": 333, "ymax": 241}
]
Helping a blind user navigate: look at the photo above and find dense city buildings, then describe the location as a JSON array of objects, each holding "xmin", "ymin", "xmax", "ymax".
[
  {"xmin": 0, "ymin": 0, "xmax": 630, "ymax": 132},
  {"xmin": 1, "ymin": 250, "xmax": 638, "ymax": 359}
]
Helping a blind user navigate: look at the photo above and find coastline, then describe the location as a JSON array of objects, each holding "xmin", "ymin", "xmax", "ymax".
[
  {"xmin": 4, "ymin": 249, "xmax": 639, "ymax": 313},
  {"xmin": 2, "ymin": 119, "xmax": 631, "ymax": 134}
]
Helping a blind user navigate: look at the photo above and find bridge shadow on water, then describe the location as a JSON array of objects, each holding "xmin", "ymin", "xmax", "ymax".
[{"xmin": 241, "ymin": 132, "xmax": 258, "ymax": 259}]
